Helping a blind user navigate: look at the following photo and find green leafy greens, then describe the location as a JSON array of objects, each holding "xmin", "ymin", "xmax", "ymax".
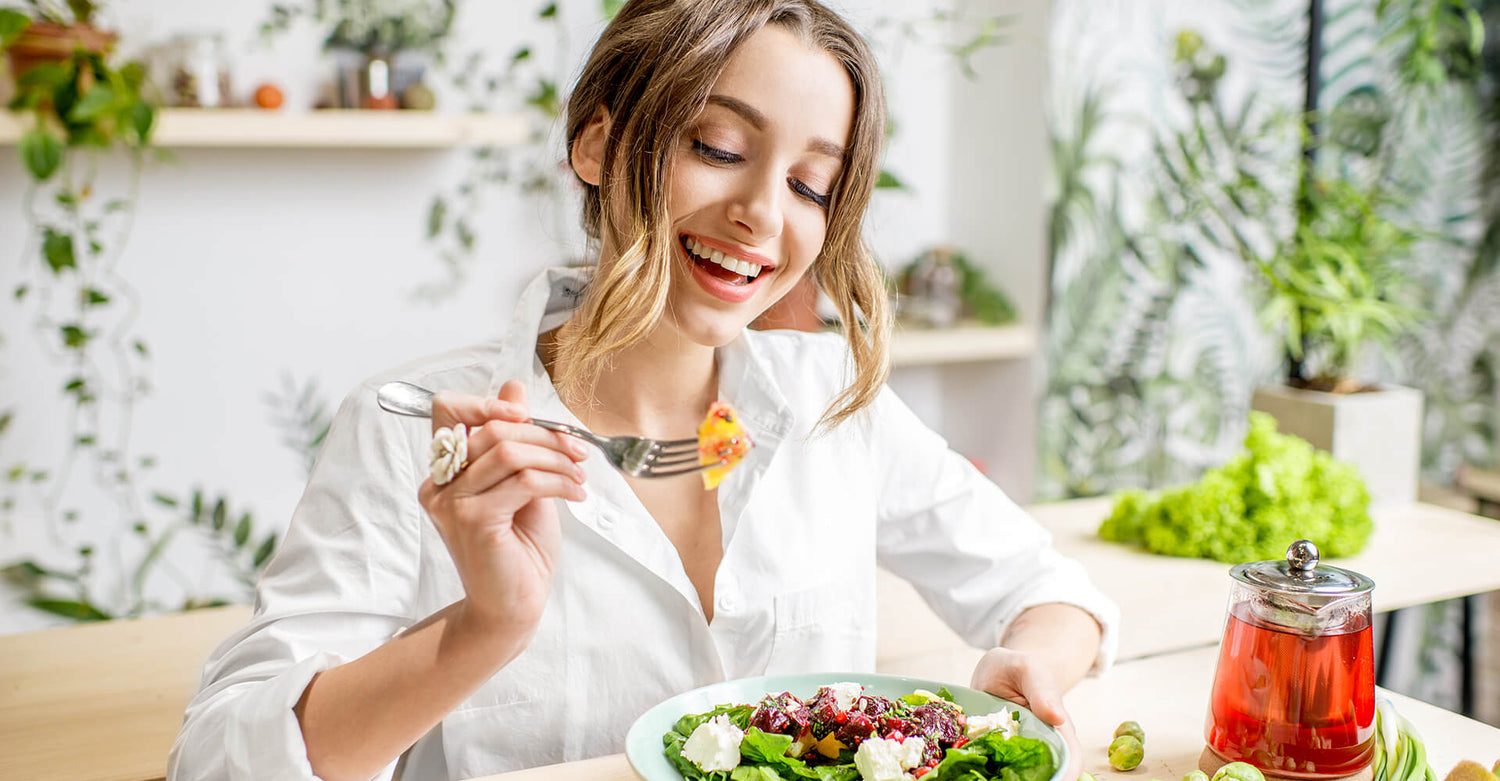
[
  {"xmin": 662, "ymin": 690, "xmax": 1057, "ymax": 781},
  {"xmin": 1099, "ymin": 412, "xmax": 1372, "ymax": 563}
]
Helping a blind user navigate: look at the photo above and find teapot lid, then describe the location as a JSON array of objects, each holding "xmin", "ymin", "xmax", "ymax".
[{"xmin": 1229, "ymin": 540, "xmax": 1374, "ymax": 596}]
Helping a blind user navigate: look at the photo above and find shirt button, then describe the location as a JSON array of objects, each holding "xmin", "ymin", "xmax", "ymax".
[
  {"xmin": 717, "ymin": 594, "xmax": 736, "ymax": 613},
  {"xmin": 597, "ymin": 513, "xmax": 616, "ymax": 530}
]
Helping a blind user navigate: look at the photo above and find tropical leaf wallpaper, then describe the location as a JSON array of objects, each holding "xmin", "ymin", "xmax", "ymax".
[{"xmin": 1041, "ymin": 0, "xmax": 1500, "ymax": 500}]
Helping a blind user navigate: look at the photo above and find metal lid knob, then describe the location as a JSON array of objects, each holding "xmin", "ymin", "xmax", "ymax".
[{"xmin": 1286, "ymin": 539, "xmax": 1320, "ymax": 578}]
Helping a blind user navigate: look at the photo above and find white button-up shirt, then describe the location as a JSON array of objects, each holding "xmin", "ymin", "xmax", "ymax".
[{"xmin": 168, "ymin": 268, "xmax": 1119, "ymax": 781}]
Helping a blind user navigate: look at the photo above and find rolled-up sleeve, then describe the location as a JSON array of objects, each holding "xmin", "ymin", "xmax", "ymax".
[
  {"xmin": 168, "ymin": 382, "xmax": 425, "ymax": 781},
  {"xmin": 870, "ymin": 386, "xmax": 1120, "ymax": 674}
]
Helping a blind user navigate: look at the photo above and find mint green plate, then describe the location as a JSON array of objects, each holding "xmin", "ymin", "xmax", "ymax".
[{"xmin": 625, "ymin": 672, "xmax": 1069, "ymax": 781}]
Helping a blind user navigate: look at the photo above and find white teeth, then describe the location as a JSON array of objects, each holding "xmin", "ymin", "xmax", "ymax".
[{"xmin": 683, "ymin": 236, "xmax": 766, "ymax": 280}]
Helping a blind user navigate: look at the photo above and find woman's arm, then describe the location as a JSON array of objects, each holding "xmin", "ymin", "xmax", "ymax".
[
  {"xmin": 998, "ymin": 602, "xmax": 1102, "ymax": 691},
  {"xmin": 969, "ymin": 603, "xmax": 1102, "ymax": 781},
  {"xmin": 296, "ymin": 381, "xmax": 587, "ymax": 781},
  {"xmin": 293, "ymin": 601, "xmax": 531, "ymax": 781}
]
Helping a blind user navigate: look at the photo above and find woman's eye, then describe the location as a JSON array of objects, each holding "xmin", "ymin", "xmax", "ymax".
[
  {"xmin": 790, "ymin": 178, "xmax": 830, "ymax": 209},
  {"xmin": 692, "ymin": 139, "xmax": 743, "ymax": 164}
]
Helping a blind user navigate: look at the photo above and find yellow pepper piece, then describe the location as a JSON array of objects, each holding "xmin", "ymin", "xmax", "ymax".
[{"xmin": 697, "ymin": 401, "xmax": 753, "ymax": 490}]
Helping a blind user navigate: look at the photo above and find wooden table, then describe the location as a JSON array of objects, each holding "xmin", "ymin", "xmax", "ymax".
[
  {"xmin": 875, "ymin": 499, "xmax": 1500, "ymax": 670},
  {"xmin": 475, "ymin": 645, "xmax": 1500, "ymax": 781},
  {"xmin": 4, "ymin": 500, "xmax": 1498, "ymax": 781},
  {"xmin": 0, "ymin": 604, "xmax": 250, "ymax": 781}
]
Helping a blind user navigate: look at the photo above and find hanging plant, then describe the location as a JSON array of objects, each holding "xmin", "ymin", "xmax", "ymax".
[{"xmin": 0, "ymin": 5, "xmax": 289, "ymax": 622}]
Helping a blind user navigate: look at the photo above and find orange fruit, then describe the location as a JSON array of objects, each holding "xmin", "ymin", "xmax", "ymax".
[{"xmin": 254, "ymin": 83, "xmax": 284, "ymax": 110}]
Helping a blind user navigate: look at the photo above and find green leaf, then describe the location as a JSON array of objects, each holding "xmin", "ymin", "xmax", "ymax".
[
  {"xmin": 43, "ymin": 228, "xmax": 76, "ymax": 273},
  {"xmin": 233, "ymin": 513, "xmax": 252, "ymax": 548},
  {"xmin": 0, "ymin": 410, "xmax": 10, "ymax": 435},
  {"xmin": 538, "ymin": 2, "xmax": 558, "ymax": 19},
  {"xmin": 59, "ymin": 324, "xmax": 91, "ymax": 349},
  {"xmin": 211, "ymin": 498, "xmax": 227, "ymax": 530},
  {"xmin": 14, "ymin": 284, "xmax": 28, "ymax": 300},
  {"xmin": 151, "ymin": 492, "xmax": 178, "ymax": 507},
  {"xmin": 601, "ymin": 0, "xmax": 625, "ymax": 19},
  {"xmin": 0, "ymin": 8, "xmax": 31, "ymax": 48},
  {"xmin": 68, "ymin": 84, "xmax": 117, "ymax": 123},
  {"xmin": 28, "ymin": 598, "xmax": 110, "ymax": 621},
  {"xmin": 252, "ymin": 534, "xmax": 277, "ymax": 568},
  {"xmin": 19, "ymin": 127, "xmax": 64, "ymax": 181},
  {"xmin": 82, "ymin": 287, "xmax": 109, "ymax": 306},
  {"xmin": 427, "ymin": 196, "xmax": 447, "ymax": 239},
  {"xmin": 128, "ymin": 100, "xmax": 154, "ymax": 142},
  {"xmin": 876, "ymin": 169, "xmax": 907, "ymax": 190},
  {"xmin": 133, "ymin": 340, "xmax": 149, "ymax": 357}
]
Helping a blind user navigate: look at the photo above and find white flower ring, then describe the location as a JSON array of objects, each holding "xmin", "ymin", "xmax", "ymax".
[{"xmin": 429, "ymin": 423, "xmax": 469, "ymax": 485}]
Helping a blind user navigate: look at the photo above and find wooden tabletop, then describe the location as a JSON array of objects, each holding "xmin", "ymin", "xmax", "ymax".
[
  {"xmin": 0, "ymin": 604, "xmax": 250, "ymax": 781},
  {"xmin": 474, "ymin": 645, "xmax": 1500, "ymax": 781},
  {"xmin": 875, "ymin": 499, "xmax": 1500, "ymax": 668}
]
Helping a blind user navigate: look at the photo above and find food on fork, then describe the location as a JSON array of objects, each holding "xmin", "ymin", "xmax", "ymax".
[{"xmin": 697, "ymin": 402, "xmax": 753, "ymax": 489}]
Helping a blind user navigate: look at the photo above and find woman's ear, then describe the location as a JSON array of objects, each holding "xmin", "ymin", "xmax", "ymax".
[{"xmin": 570, "ymin": 104, "xmax": 611, "ymax": 186}]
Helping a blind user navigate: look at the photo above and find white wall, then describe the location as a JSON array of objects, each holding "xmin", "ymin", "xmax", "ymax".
[{"xmin": 0, "ymin": 0, "xmax": 1045, "ymax": 633}]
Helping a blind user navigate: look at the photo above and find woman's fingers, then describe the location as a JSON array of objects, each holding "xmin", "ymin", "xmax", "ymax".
[
  {"xmin": 431, "ymin": 391, "xmax": 529, "ymax": 432},
  {"xmin": 464, "ymin": 419, "xmax": 589, "ymax": 465},
  {"xmin": 449, "ymin": 435, "xmax": 586, "ymax": 497}
]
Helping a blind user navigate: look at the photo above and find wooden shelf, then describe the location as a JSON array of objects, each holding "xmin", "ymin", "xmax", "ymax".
[
  {"xmin": 889, "ymin": 323, "xmax": 1036, "ymax": 367},
  {"xmin": 0, "ymin": 108, "xmax": 529, "ymax": 149}
]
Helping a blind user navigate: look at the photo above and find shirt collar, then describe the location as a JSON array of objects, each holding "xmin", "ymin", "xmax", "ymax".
[{"xmin": 489, "ymin": 267, "xmax": 797, "ymax": 612}]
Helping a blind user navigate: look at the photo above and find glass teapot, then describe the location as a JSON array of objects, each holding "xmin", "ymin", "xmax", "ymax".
[{"xmin": 1204, "ymin": 540, "xmax": 1376, "ymax": 779}]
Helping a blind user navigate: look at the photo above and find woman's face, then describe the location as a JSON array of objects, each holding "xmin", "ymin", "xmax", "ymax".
[{"xmin": 664, "ymin": 24, "xmax": 855, "ymax": 347}]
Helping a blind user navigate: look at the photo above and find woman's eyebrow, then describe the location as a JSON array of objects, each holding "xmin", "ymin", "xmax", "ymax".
[{"xmin": 707, "ymin": 94, "xmax": 846, "ymax": 160}]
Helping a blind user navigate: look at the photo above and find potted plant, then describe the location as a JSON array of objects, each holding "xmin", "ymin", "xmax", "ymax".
[
  {"xmin": 261, "ymin": 0, "xmax": 456, "ymax": 109},
  {"xmin": 1, "ymin": 1, "xmax": 113, "ymax": 78},
  {"xmin": 1249, "ymin": 175, "xmax": 1425, "ymax": 506}
]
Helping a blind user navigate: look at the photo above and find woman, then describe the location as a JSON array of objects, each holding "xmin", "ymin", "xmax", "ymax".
[{"xmin": 169, "ymin": 1, "xmax": 1118, "ymax": 780}]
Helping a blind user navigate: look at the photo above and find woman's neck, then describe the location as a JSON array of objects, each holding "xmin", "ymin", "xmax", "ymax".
[{"xmin": 540, "ymin": 321, "xmax": 720, "ymax": 439}]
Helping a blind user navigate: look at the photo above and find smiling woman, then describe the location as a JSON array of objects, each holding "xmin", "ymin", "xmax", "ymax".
[
  {"xmin": 166, "ymin": 3, "xmax": 1117, "ymax": 781},
  {"xmin": 555, "ymin": 0, "xmax": 890, "ymax": 435}
]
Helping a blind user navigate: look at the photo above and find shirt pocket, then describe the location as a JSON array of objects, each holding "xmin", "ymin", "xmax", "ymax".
[
  {"xmin": 765, "ymin": 584, "xmax": 876, "ymax": 675},
  {"xmin": 440, "ymin": 693, "xmax": 563, "ymax": 780}
]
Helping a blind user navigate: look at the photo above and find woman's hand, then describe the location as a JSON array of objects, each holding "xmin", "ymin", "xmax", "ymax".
[
  {"xmin": 971, "ymin": 647, "xmax": 1084, "ymax": 781},
  {"xmin": 417, "ymin": 380, "xmax": 589, "ymax": 645}
]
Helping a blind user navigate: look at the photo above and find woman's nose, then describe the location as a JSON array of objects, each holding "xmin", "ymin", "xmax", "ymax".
[{"xmin": 726, "ymin": 168, "xmax": 784, "ymax": 241}]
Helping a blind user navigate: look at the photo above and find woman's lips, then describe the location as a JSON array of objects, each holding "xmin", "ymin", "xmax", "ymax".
[{"xmin": 680, "ymin": 235, "xmax": 769, "ymax": 304}]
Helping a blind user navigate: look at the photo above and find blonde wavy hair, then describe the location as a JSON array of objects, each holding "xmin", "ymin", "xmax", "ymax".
[{"xmin": 555, "ymin": 0, "xmax": 891, "ymax": 435}]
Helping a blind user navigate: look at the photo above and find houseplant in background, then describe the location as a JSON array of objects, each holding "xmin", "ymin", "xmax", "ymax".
[
  {"xmin": 1248, "ymin": 173, "xmax": 1426, "ymax": 506},
  {"xmin": 1246, "ymin": 0, "xmax": 1485, "ymax": 508},
  {"xmin": 0, "ymin": 3, "xmax": 284, "ymax": 622},
  {"xmin": 261, "ymin": 0, "xmax": 456, "ymax": 109}
]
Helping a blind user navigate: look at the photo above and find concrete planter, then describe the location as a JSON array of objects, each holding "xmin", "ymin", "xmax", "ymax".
[{"xmin": 1250, "ymin": 383, "xmax": 1424, "ymax": 506}]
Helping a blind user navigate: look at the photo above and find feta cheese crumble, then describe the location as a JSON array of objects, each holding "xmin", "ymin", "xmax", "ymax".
[
  {"xmin": 853, "ymin": 736, "xmax": 927, "ymax": 781},
  {"xmin": 682, "ymin": 714, "xmax": 744, "ymax": 772},
  {"xmin": 965, "ymin": 708, "xmax": 1021, "ymax": 739},
  {"xmin": 828, "ymin": 681, "xmax": 865, "ymax": 712}
]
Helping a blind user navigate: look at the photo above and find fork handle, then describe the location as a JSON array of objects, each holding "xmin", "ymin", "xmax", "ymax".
[
  {"xmin": 377, "ymin": 382, "xmax": 603, "ymax": 447},
  {"xmin": 526, "ymin": 418, "xmax": 607, "ymax": 448}
]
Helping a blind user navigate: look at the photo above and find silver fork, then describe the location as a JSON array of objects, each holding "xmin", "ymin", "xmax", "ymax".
[{"xmin": 375, "ymin": 381, "xmax": 713, "ymax": 478}]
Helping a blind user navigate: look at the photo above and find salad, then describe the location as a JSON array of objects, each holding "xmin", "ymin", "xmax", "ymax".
[{"xmin": 661, "ymin": 682, "xmax": 1058, "ymax": 781}]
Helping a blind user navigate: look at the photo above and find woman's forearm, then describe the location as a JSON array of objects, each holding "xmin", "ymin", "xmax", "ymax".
[
  {"xmin": 999, "ymin": 603, "xmax": 1103, "ymax": 691},
  {"xmin": 293, "ymin": 601, "xmax": 532, "ymax": 781}
]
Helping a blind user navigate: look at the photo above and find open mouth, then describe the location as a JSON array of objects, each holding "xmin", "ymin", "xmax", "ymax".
[{"xmin": 680, "ymin": 234, "xmax": 769, "ymax": 287}]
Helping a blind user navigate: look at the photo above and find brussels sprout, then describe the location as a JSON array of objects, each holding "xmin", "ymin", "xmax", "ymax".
[
  {"xmin": 1184, "ymin": 771, "xmax": 1209, "ymax": 781},
  {"xmin": 1114, "ymin": 720, "xmax": 1146, "ymax": 745},
  {"xmin": 1079, "ymin": 773, "xmax": 1098, "ymax": 781},
  {"xmin": 1108, "ymin": 735, "xmax": 1144, "ymax": 771},
  {"xmin": 1211, "ymin": 762, "xmax": 1266, "ymax": 781}
]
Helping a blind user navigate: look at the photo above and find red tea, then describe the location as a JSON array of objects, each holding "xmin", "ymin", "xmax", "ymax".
[{"xmin": 1205, "ymin": 605, "xmax": 1375, "ymax": 778}]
